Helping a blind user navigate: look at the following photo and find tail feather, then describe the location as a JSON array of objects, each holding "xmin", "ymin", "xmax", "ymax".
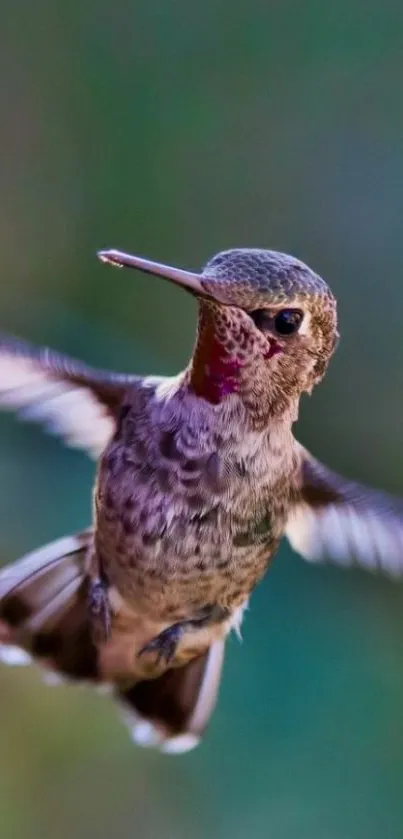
[
  {"xmin": 0, "ymin": 533, "xmax": 226, "ymax": 752},
  {"xmin": 0, "ymin": 532, "xmax": 89, "ymax": 625},
  {"xmin": 117, "ymin": 639, "xmax": 225, "ymax": 753},
  {"xmin": 0, "ymin": 531, "xmax": 99, "ymax": 680}
]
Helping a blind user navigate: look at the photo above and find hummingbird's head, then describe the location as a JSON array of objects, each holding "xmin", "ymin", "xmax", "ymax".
[{"xmin": 98, "ymin": 247, "xmax": 338, "ymax": 426}]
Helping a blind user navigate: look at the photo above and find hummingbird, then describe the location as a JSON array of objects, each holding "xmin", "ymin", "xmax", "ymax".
[{"xmin": 0, "ymin": 246, "xmax": 402, "ymax": 754}]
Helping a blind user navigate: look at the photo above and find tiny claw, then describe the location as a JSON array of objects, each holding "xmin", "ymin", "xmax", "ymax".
[
  {"xmin": 138, "ymin": 606, "xmax": 229, "ymax": 666},
  {"xmin": 138, "ymin": 624, "xmax": 183, "ymax": 665},
  {"xmin": 88, "ymin": 579, "xmax": 111, "ymax": 644}
]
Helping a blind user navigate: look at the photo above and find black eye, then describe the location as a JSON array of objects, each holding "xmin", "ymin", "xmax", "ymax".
[{"xmin": 273, "ymin": 309, "xmax": 303, "ymax": 335}]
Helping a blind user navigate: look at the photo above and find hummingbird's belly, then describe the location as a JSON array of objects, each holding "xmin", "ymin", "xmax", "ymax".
[
  {"xmin": 95, "ymin": 485, "xmax": 283, "ymax": 622},
  {"xmin": 95, "ymin": 433, "xmax": 289, "ymax": 623},
  {"xmin": 98, "ymin": 520, "xmax": 278, "ymax": 622}
]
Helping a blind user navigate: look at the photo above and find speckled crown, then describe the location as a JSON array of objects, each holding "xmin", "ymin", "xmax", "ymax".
[{"xmin": 201, "ymin": 248, "xmax": 334, "ymax": 308}]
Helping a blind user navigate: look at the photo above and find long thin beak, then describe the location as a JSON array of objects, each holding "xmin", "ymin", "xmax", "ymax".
[{"xmin": 97, "ymin": 248, "xmax": 206, "ymax": 296}]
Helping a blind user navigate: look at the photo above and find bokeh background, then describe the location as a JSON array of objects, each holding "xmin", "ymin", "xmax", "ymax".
[{"xmin": 1, "ymin": 1, "xmax": 403, "ymax": 837}]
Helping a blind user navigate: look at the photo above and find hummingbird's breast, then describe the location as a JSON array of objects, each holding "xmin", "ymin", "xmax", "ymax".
[{"xmin": 94, "ymin": 378, "xmax": 295, "ymax": 623}]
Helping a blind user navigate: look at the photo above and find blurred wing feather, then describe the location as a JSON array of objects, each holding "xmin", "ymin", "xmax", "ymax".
[
  {"xmin": 285, "ymin": 447, "xmax": 403, "ymax": 577},
  {"xmin": 0, "ymin": 335, "xmax": 136, "ymax": 457}
]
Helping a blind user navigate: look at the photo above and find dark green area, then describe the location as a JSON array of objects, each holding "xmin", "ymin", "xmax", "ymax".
[{"xmin": 1, "ymin": 1, "xmax": 403, "ymax": 836}]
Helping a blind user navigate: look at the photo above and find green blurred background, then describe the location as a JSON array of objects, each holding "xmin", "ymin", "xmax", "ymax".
[{"xmin": 1, "ymin": 1, "xmax": 403, "ymax": 837}]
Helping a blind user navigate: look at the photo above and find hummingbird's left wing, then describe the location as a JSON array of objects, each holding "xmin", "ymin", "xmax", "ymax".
[
  {"xmin": 0, "ymin": 335, "xmax": 137, "ymax": 458},
  {"xmin": 285, "ymin": 446, "xmax": 403, "ymax": 578}
]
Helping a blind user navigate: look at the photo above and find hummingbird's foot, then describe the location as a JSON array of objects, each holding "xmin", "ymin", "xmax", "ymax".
[
  {"xmin": 138, "ymin": 623, "xmax": 184, "ymax": 665},
  {"xmin": 88, "ymin": 578, "xmax": 111, "ymax": 644},
  {"xmin": 138, "ymin": 605, "xmax": 230, "ymax": 665}
]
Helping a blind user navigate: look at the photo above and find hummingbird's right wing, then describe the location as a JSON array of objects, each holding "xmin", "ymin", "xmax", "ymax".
[
  {"xmin": 285, "ymin": 446, "xmax": 403, "ymax": 578},
  {"xmin": 0, "ymin": 335, "xmax": 138, "ymax": 458}
]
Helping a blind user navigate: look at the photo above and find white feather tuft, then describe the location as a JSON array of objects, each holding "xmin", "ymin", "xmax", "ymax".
[
  {"xmin": 0, "ymin": 645, "xmax": 32, "ymax": 666},
  {"xmin": 161, "ymin": 733, "xmax": 200, "ymax": 754}
]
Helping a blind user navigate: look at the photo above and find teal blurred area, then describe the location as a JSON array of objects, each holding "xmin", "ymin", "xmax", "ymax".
[{"xmin": 1, "ymin": 1, "xmax": 403, "ymax": 836}]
